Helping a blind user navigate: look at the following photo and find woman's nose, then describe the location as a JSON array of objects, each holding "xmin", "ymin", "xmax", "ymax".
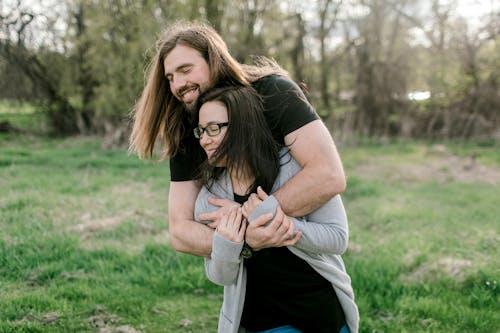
[{"xmin": 199, "ymin": 132, "xmax": 211, "ymax": 145}]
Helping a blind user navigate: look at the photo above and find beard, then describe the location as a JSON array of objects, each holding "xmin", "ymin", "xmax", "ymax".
[
  {"xmin": 176, "ymin": 83, "xmax": 201, "ymax": 112},
  {"xmin": 183, "ymin": 99, "xmax": 197, "ymax": 113}
]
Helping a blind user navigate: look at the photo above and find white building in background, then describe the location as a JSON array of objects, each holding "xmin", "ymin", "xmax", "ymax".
[{"xmin": 407, "ymin": 91, "xmax": 431, "ymax": 101}]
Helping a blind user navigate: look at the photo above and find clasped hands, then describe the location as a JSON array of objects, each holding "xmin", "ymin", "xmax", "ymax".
[{"xmin": 197, "ymin": 187, "xmax": 302, "ymax": 251}]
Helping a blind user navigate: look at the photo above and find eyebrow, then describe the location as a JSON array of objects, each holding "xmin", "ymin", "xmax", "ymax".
[{"xmin": 198, "ymin": 120, "xmax": 228, "ymax": 126}]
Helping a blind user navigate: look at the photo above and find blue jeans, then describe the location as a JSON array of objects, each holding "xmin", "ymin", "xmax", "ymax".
[
  {"xmin": 340, "ymin": 324, "xmax": 350, "ymax": 333},
  {"xmin": 249, "ymin": 324, "xmax": 350, "ymax": 333},
  {"xmin": 247, "ymin": 326, "xmax": 301, "ymax": 333}
]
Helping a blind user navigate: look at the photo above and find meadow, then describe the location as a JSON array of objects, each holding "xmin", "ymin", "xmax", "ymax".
[{"xmin": 0, "ymin": 111, "xmax": 498, "ymax": 332}]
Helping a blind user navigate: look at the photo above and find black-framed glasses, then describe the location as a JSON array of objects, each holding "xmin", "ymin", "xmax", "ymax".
[{"xmin": 194, "ymin": 122, "xmax": 229, "ymax": 139}]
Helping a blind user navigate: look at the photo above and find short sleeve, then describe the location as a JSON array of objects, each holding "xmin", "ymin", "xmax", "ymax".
[
  {"xmin": 253, "ymin": 75, "xmax": 320, "ymax": 144},
  {"xmin": 169, "ymin": 136, "xmax": 206, "ymax": 181}
]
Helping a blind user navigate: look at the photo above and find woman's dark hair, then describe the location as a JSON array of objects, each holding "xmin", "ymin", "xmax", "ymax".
[{"xmin": 194, "ymin": 86, "xmax": 281, "ymax": 195}]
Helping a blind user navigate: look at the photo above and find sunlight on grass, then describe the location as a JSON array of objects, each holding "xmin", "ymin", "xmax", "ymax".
[{"xmin": 0, "ymin": 101, "xmax": 37, "ymax": 114}]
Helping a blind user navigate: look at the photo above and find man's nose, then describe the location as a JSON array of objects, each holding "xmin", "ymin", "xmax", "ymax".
[{"xmin": 170, "ymin": 75, "xmax": 186, "ymax": 93}]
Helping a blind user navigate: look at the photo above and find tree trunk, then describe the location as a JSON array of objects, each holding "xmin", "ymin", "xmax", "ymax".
[
  {"xmin": 289, "ymin": 13, "xmax": 305, "ymax": 83},
  {"xmin": 1, "ymin": 43, "xmax": 79, "ymax": 135}
]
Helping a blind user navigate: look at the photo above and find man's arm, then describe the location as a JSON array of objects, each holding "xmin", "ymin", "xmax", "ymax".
[
  {"xmin": 274, "ymin": 119, "xmax": 346, "ymax": 217},
  {"xmin": 168, "ymin": 181, "xmax": 213, "ymax": 256},
  {"xmin": 245, "ymin": 192, "xmax": 348, "ymax": 255}
]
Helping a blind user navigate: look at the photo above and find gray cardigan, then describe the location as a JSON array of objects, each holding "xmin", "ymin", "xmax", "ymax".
[{"xmin": 194, "ymin": 151, "xmax": 359, "ymax": 333}]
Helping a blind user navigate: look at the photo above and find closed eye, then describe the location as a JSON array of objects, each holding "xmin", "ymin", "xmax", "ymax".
[
  {"xmin": 165, "ymin": 64, "xmax": 192, "ymax": 82},
  {"xmin": 178, "ymin": 65, "xmax": 192, "ymax": 74}
]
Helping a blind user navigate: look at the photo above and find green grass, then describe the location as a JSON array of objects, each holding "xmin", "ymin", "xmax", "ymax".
[
  {"xmin": 0, "ymin": 101, "xmax": 45, "ymax": 133},
  {"xmin": 339, "ymin": 140, "xmax": 499, "ymax": 332},
  {"xmin": 0, "ymin": 135, "xmax": 221, "ymax": 333},
  {"xmin": 1, "ymin": 131, "xmax": 499, "ymax": 332}
]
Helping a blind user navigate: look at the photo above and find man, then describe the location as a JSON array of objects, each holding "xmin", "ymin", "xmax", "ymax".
[{"xmin": 129, "ymin": 21, "xmax": 346, "ymax": 257}]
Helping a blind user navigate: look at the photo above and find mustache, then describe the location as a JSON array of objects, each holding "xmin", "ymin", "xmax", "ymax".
[{"xmin": 176, "ymin": 84, "xmax": 199, "ymax": 97}]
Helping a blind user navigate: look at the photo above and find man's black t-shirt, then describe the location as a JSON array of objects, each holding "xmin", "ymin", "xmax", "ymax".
[{"xmin": 169, "ymin": 75, "xmax": 319, "ymax": 181}]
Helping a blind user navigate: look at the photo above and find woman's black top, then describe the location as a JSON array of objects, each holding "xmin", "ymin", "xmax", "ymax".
[{"xmin": 234, "ymin": 194, "xmax": 346, "ymax": 333}]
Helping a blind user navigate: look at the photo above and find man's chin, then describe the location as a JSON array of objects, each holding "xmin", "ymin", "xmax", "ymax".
[{"xmin": 183, "ymin": 100, "xmax": 198, "ymax": 112}]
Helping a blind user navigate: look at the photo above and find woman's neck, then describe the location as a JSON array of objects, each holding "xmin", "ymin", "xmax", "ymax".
[{"xmin": 230, "ymin": 169, "xmax": 254, "ymax": 196}]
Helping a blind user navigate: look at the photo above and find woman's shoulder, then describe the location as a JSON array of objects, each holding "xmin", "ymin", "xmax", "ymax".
[
  {"xmin": 194, "ymin": 173, "xmax": 233, "ymax": 221},
  {"xmin": 272, "ymin": 149, "xmax": 302, "ymax": 191}
]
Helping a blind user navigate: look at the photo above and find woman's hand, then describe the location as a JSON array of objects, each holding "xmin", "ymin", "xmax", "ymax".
[
  {"xmin": 198, "ymin": 197, "xmax": 241, "ymax": 229},
  {"xmin": 241, "ymin": 186, "xmax": 267, "ymax": 219},
  {"xmin": 216, "ymin": 206, "xmax": 246, "ymax": 243}
]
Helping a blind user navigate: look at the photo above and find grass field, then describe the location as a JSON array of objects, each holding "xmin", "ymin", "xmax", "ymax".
[{"xmin": 1, "ymin": 123, "xmax": 499, "ymax": 332}]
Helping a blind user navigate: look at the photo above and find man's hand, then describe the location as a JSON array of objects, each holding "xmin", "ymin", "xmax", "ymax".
[
  {"xmin": 245, "ymin": 206, "xmax": 302, "ymax": 251},
  {"xmin": 216, "ymin": 207, "xmax": 246, "ymax": 243},
  {"xmin": 198, "ymin": 197, "xmax": 241, "ymax": 229}
]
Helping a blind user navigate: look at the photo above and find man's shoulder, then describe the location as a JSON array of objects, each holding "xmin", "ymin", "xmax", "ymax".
[{"xmin": 252, "ymin": 74, "xmax": 297, "ymax": 93}]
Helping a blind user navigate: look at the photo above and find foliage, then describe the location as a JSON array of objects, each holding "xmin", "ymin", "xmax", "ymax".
[{"xmin": 0, "ymin": 0, "xmax": 498, "ymax": 139}]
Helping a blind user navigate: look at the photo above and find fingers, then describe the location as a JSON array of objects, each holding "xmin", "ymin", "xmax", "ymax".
[
  {"xmin": 238, "ymin": 218, "xmax": 247, "ymax": 240},
  {"xmin": 215, "ymin": 198, "xmax": 298, "ymax": 248},
  {"xmin": 242, "ymin": 193, "xmax": 262, "ymax": 219},
  {"xmin": 257, "ymin": 186, "xmax": 269, "ymax": 200},
  {"xmin": 247, "ymin": 212, "xmax": 273, "ymax": 227},
  {"xmin": 241, "ymin": 187, "xmax": 270, "ymax": 219},
  {"xmin": 198, "ymin": 211, "xmax": 218, "ymax": 222},
  {"xmin": 199, "ymin": 197, "xmax": 240, "ymax": 223},
  {"xmin": 281, "ymin": 230, "xmax": 302, "ymax": 246},
  {"xmin": 269, "ymin": 206, "xmax": 285, "ymax": 231},
  {"xmin": 228, "ymin": 207, "xmax": 242, "ymax": 234},
  {"xmin": 245, "ymin": 207, "xmax": 299, "ymax": 249},
  {"xmin": 208, "ymin": 196, "xmax": 238, "ymax": 208},
  {"xmin": 241, "ymin": 204, "xmax": 248, "ymax": 218},
  {"xmin": 216, "ymin": 206, "xmax": 244, "ymax": 242},
  {"xmin": 272, "ymin": 209, "xmax": 294, "ymax": 241}
]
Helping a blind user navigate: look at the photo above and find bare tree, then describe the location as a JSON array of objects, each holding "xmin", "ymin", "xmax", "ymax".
[
  {"xmin": 71, "ymin": 1, "xmax": 98, "ymax": 134},
  {"xmin": 229, "ymin": 0, "xmax": 276, "ymax": 62},
  {"xmin": 451, "ymin": 14, "xmax": 500, "ymax": 138},
  {"xmin": 395, "ymin": 0, "xmax": 500, "ymax": 138},
  {"xmin": 317, "ymin": 0, "xmax": 343, "ymax": 110},
  {"xmin": 352, "ymin": 0, "xmax": 412, "ymax": 136},
  {"xmin": 205, "ymin": 0, "xmax": 225, "ymax": 32},
  {"xmin": 0, "ymin": 0, "xmax": 79, "ymax": 134},
  {"xmin": 288, "ymin": 12, "xmax": 306, "ymax": 83}
]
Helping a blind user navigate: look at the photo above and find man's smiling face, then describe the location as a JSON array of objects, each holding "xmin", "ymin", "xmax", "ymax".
[{"xmin": 163, "ymin": 44, "xmax": 211, "ymax": 111}]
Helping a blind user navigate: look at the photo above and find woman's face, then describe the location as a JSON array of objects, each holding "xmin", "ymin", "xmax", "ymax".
[{"xmin": 197, "ymin": 100, "xmax": 229, "ymax": 166}]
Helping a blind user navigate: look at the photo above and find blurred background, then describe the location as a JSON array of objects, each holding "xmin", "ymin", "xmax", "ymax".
[
  {"xmin": 1, "ymin": 2, "xmax": 499, "ymax": 332},
  {"xmin": 1, "ymin": 0, "xmax": 498, "ymax": 144}
]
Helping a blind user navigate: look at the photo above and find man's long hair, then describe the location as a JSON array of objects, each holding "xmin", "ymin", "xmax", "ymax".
[
  {"xmin": 129, "ymin": 20, "xmax": 288, "ymax": 160},
  {"xmin": 195, "ymin": 86, "xmax": 281, "ymax": 195}
]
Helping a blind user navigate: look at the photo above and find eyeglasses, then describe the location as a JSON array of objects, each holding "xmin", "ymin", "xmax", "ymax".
[{"xmin": 194, "ymin": 122, "xmax": 229, "ymax": 139}]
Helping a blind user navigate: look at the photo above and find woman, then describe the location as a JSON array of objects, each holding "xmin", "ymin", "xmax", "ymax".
[{"xmin": 193, "ymin": 86, "xmax": 358, "ymax": 333}]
